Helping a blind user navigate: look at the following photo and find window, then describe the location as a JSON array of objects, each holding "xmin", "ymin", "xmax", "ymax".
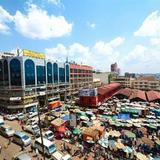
[
  {"xmin": 10, "ymin": 59, "xmax": 22, "ymax": 86},
  {"xmin": 0, "ymin": 61, "xmax": 3, "ymax": 86},
  {"xmin": 65, "ymin": 64, "xmax": 70, "ymax": 83},
  {"xmin": 4, "ymin": 60, "xmax": 9, "ymax": 86},
  {"xmin": 47, "ymin": 62, "xmax": 52, "ymax": 84},
  {"xmin": 25, "ymin": 59, "xmax": 35, "ymax": 85},
  {"xmin": 53, "ymin": 63, "xmax": 58, "ymax": 83},
  {"xmin": 59, "ymin": 67, "xmax": 65, "ymax": 83},
  {"xmin": 36, "ymin": 66, "xmax": 46, "ymax": 84}
]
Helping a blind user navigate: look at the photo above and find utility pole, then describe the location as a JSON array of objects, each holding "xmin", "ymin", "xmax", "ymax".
[{"xmin": 37, "ymin": 101, "xmax": 46, "ymax": 160}]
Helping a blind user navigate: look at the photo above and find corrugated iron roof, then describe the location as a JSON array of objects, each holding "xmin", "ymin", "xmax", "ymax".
[
  {"xmin": 98, "ymin": 83, "xmax": 121, "ymax": 95},
  {"xmin": 146, "ymin": 90, "xmax": 160, "ymax": 102},
  {"xmin": 129, "ymin": 90, "xmax": 147, "ymax": 101},
  {"xmin": 115, "ymin": 88, "xmax": 132, "ymax": 98}
]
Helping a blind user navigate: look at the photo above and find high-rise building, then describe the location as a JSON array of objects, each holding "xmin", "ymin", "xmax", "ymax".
[{"xmin": 111, "ymin": 62, "xmax": 118, "ymax": 72}]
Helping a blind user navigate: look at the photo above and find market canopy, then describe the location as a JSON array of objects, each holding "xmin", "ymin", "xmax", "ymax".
[
  {"xmin": 108, "ymin": 140, "xmax": 116, "ymax": 150},
  {"xmin": 116, "ymin": 142, "xmax": 125, "ymax": 149},
  {"xmin": 122, "ymin": 146, "xmax": 133, "ymax": 153},
  {"xmin": 73, "ymin": 128, "xmax": 82, "ymax": 135},
  {"xmin": 109, "ymin": 130, "xmax": 121, "ymax": 137},
  {"xmin": 124, "ymin": 130, "xmax": 136, "ymax": 139},
  {"xmin": 136, "ymin": 152, "xmax": 149, "ymax": 160},
  {"xmin": 141, "ymin": 137, "xmax": 154, "ymax": 148}
]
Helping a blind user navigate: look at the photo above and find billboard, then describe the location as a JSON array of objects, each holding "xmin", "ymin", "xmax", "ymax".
[
  {"xmin": 23, "ymin": 49, "xmax": 45, "ymax": 59},
  {"xmin": 79, "ymin": 88, "xmax": 97, "ymax": 96}
]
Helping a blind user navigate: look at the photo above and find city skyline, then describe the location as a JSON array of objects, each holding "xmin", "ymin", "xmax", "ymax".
[{"xmin": 0, "ymin": 0, "xmax": 160, "ymax": 73}]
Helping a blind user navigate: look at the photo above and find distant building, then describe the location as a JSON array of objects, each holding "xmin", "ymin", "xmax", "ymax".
[
  {"xmin": 111, "ymin": 62, "xmax": 118, "ymax": 72},
  {"xmin": 132, "ymin": 76, "xmax": 160, "ymax": 91},
  {"xmin": 111, "ymin": 75, "xmax": 160, "ymax": 91},
  {"xmin": 125, "ymin": 72, "xmax": 136, "ymax": 78},
  {"xmin": 93, "ymin": 72, "xmax": 109, "ymax": 85},
  {"xmin": 111, "ymin": 76, "xmax": 134, "ymax": 88},
  {"xmin": 110, "ymin": 62, "xmax": 120, "ymax": 75}
]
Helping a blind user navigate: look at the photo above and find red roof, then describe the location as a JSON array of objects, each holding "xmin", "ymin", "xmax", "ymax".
[
  {"xmin": 98, "ymin": 83, "xmax": 121, "ymax": 95},
  {"xmin": 70, "ymin": 64, "xmax": 93, "ymax": 70},
  {"xmin": 115, "ymin": 88, "xmax": 132, "ymax": 98},
  {"xmin": 146, "ymin": 90, "xmax": 160, "ymax": 102},
  {"xmin": 129, "ymin": 90, "xmax": 147, "ymax": 101}
]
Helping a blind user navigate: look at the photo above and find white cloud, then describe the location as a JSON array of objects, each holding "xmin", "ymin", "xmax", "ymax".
[
  {"xmin": 0, "ymin": 6, "xmax": 13, "ymax": 34},
  {"xmin": 0, "ymin": 4, "xmax": 72, "ymax": 39},
  {"xmin": 134, "ymin": 11, "xmax": 160, "ymax": 37},
  {"xmin": 14, "ymin": 4, "xmax": 72, "ymax": 39},
  {"xmin": 87, "ymin": 22, "xmax": 96, "ymax": 29},
  {"xmin": 150, "ymin": 38, "xmax": 160, "ymax": 46},
  {"xmin": 45, "ymin": 37, "xmax": 125, "ymax": 71},
  {"xmin": 48, "ymin": 0, "xmax": 61, "ymax": 6}
]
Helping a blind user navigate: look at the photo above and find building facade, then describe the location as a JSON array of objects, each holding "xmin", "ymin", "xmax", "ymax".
[
  {"xmin": 0, "ymin": 50, "xmax": 93, "ymax": 113},
  {"xmin": 132, "ymin": 77, "xmax": 160, "ymax": 91},
  {"xmin": 111, "ymin": 75, "xmax": 160, "ymax": 91},
  {"xmin": 70, "ymin": 64, "xmax": 93, "ymax": 94},
  {"xmin": 111, "ymin": 76, "xmax": 133, "ymax": 88},
  {"xmin": 0, "ymin": 53, "xmax": 70, "ymax": 112}
]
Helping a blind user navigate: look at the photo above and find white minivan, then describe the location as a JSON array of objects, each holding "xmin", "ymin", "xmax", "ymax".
[
  {"xmin": 34, "ymin": 137, "xmax": 56, "ymax": 156},
  {"xmin": 13, "ymin": 132, "xmax": 31, "ymax": 146}
]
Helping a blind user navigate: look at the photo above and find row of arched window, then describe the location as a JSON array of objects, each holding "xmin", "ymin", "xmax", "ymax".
[{"xmin": 0, "ymin": 59, "xmax": 70, "ymax": 86}]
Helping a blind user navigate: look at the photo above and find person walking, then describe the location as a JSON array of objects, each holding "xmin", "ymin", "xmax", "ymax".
[
  {"xmin": 8, "ymin": 137, "xmax": 12, "ymax": 145},
  {"xmin": 21, "ymin": 145, "xmax": 24, "ymax": 151}
]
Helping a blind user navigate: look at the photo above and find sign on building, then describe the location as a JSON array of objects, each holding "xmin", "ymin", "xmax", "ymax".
[
  {"xmin": 23, "ymin": 49, "xmax": 45, "ymax": 59},
  {"xmin": 79, "ymin": 88, "xmax": 97, "ymax": 96}
]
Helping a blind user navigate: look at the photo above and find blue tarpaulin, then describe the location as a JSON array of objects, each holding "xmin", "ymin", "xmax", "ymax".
[
  {"xmin": 61, "ymin": 115, "xmax": 70, "ymax": 121},
  {"xmin": 118, "ymin": 113, "xmax": 130, "ymax": 120}
]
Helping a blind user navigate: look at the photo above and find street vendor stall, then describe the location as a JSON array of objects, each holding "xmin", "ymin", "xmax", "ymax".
[
  {"xmin": 82, "ymin": 128, "xmax": 99, "ymax": 142},
  {"xmin": 51, "ymin": 118, "xmax": 68, "ymax": 135}
]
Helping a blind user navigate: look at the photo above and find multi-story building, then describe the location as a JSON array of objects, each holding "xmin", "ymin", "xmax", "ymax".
[
  {"xmin": 70, "ymin": 63, "xmax": 93, "ymax": 94},
  {"xmin": 111, "ymin": 62, "xmax": 118, "ymax": 72},
  {"xmin": 132, "ymin": 76, "xmax": 160, "ymax": 91},
  {"xmin": 0, "ymin": 50, "xmax": 94, "ymax": 112},
  {"xmin": 111, "ymin": 75, "xmax": 160, "ymax": 91},
  {"xmin": 111, "ymin": 76, "xmax": 133, "ymax": 88},
  {"xmin": 110, "ymin": 62, "xmax": 120, "ymax": 75}
]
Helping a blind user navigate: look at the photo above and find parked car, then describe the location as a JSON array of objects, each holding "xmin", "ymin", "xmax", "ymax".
[
  {"xmin": 23, "ymin": 124, "xmax": 40, "ymax": 136},
  {"xmin": 34, "ymin": 137, "xmax": 56, "ymax": 156},
  {"xmin": 43, "ymin": 130, "xmax": 54, "ymax": 141},
  {"xmin": 0, "ymin": 125, "xmax": 15, "ymax": 137},
  {"xmin": 6, "ymin": 114, "xmax": 16, "ymax": 121},
  {"xmin": 12, "ymin": 151, "xmax": 31, "ymax": 160},
  {"xmin": 16, "ymin": 113, "xmax": 25, "ymax": 120},
  {"xmin": 13, "ymin": 132, "xmax": 31, "ymax": 146},
  {"xmin": 51, "ymin": 150, "xmax": 71, "ymax": 160},
  {"xmin": 0, "ymin": 116, "xmax": 4, "ymax": 126},
  {"xmin": 28, "ymin": 112, "xmax": 38, "ymax": 118}
]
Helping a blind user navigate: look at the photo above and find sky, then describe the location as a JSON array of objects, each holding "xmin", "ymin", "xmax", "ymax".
[{"xmin": 0, "ymin": 0, "xmax": 160, "ymax": 74}]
